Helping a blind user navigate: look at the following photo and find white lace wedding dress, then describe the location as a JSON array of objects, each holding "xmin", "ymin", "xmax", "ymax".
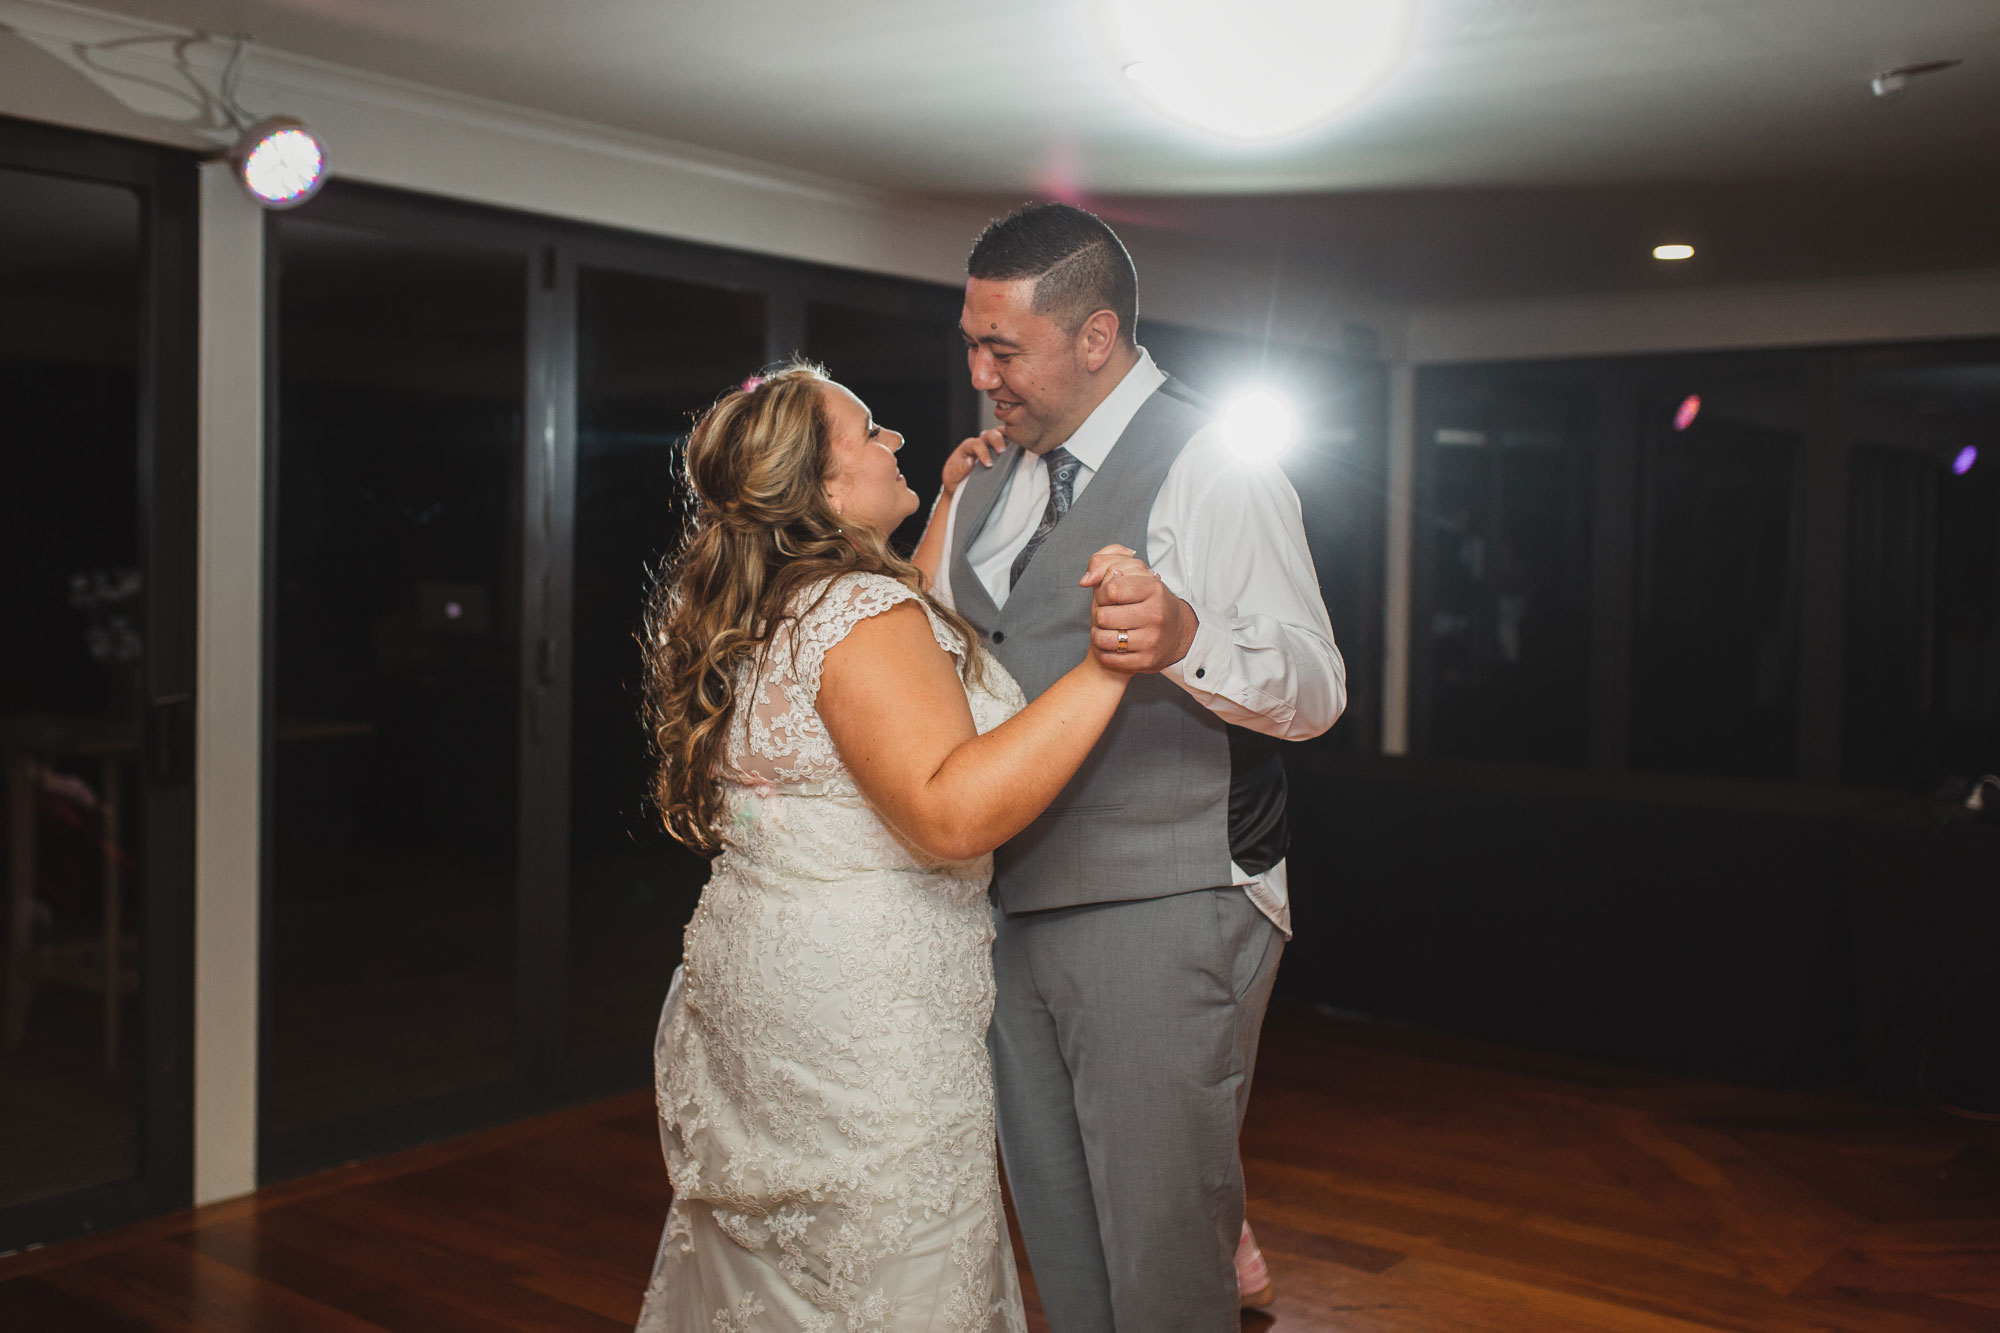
[{"xmin": 636, "ymin": 572, "xmax": 1030, "ymax": 1333}]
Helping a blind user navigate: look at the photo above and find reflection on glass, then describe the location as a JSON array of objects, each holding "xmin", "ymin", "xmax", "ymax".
[
  {"xmin": 0, "ymin": 169, "xmax": 146, "ymax": 1209},
  {"xmin": 806, "ymin": 302, "xmax": 958, "ymax": 552},
  {"xmin": 1632, "ymin": 366, "xmax": 1805, "ymax": 778},
  {"xmin": 1420, "ymin": 372, "xmax": 1592, "ymax": 765},
  {"xmin": 265, "ymin": 218, "xmax": 527, "ymax": 1152},
  {"xmin": 565, "ymin": 269, "xmax": 765, "ymax": 1069},
  {"xmin": 1845, "ymin": 348, "xmax": 2000, "ymax": 788}
]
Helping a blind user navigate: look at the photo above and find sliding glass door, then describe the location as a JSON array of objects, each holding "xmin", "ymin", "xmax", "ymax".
[
  {"xmin": 0, "ymin": 119, "xmax": 197, "ymax": 1253},
  {"xmin": 262, "ymin": 198, "xmax": 545, "ymax": 1171},
  {"xmin": 261, "ymin": 184, "xmax": 972, "ymax": 1178},
  {"xmin": 560, "ymin": 249, "xmax": 770, "ymax": 1074}
]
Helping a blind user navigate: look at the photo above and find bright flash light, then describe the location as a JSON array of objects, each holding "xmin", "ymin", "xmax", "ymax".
[
  {"xmin": 1653, "ymin": 243, "xmax": 1695, "ymax": 261},
  {"xmin": 1221, "ymin": 389, "xmax": 1298, "ymax": 462},
  {"xmin": 1103, "ymin": 0, "xmax": 1421, "ymax": 140},
  {"xmin": 234, "ymin": 117, "xmax": 328, "ymax": 209}
]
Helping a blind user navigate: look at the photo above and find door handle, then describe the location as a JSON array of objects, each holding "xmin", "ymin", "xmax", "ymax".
[{"xmin": 146, "ymin": 693, "xmax": 195, "ymax": 783}]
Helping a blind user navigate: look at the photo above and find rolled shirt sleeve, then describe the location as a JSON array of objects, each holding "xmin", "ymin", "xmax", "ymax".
[{"xmin": 1151, "ymin": 431, "xmax": 1347, "ymax": 740}]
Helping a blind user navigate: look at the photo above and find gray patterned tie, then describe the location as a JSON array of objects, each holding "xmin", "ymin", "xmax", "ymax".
[{"xmin": 1010, "ymin": 446, "xmax": 1084, "ymax": 590}]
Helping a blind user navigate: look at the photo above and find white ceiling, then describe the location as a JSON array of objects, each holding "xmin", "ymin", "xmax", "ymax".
[
  {"xmin": 69, "ymin": 0, "xmax": 2000, "ymax": 301},
  {"xmin": 81, "ymin": 0, "xmax": 2000, "ymax": 193}
]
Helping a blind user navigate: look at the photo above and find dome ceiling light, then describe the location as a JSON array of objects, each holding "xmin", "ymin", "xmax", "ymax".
[{"xmin": 1103, "ymin": 0, "xmax": 1423, "ymax": 141}]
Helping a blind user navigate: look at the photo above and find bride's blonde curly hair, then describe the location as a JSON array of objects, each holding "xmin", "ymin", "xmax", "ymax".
[{"xmin": 641, "ymin": 360, "xmax": 981, "ymax": 854}]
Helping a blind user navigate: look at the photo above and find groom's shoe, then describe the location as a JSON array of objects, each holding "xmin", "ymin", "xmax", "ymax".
[{"xmin": 1237, "ymin": 1220, "xmax": 1275, "ymax": 1309}]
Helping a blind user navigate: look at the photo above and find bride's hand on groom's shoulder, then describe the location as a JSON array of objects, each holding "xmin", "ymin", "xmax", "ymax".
[
  {"xmin": 1079, "ymin": 546, "xmax": 1199, "ymax": 674},
  {"xmin": 941, "ymin": 429, "xmax": 1006, "ymax": 498}
]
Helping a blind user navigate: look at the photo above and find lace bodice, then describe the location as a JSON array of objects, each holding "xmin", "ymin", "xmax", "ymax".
[
  {"xmin": 710, "ymin": 572, "xmax": 1025, "ymax": 889},
  {"xmin": 722, "ymin": 571, "xmax": 1013, "ymax": 789}
]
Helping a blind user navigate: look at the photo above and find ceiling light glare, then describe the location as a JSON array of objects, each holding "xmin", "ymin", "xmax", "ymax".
[
  {"xmin": 1953, "ymin": 445, "xmax": 1978, "ymax": 476},
  {"xmin": 1673, "ymin": 394, "xmax": 1702, "ymax": 431},
  {"xmin": 1221, "ymin": 389, "xmax": 1299, "ymax": 462},
  {"xmin": 1103, "ymin": 0, "xmax": 1422, "ymax": 140},
  {"xmin": 234, "ymin": 117, "xmax": 328, "ymax": 209},
  {"xmin": 1653, "ymin": 243, "xmax": 1695, "ymax": 261}
]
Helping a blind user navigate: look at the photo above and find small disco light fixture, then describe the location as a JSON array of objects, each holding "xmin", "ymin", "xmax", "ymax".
[
  {"xmin": 207, "ymin": 38, "xmax": 328, "ymax": 210},
  {"xmin": 1953, "ymin": 445, "xmax": 1978, "ymax": 476},
  {"xmin": 1653, "ymin": 243, "xmax": 1695, "ymax": 261},
  {"xmin": 232, "ymin": 116, "xmax": 328, "ymax": 209},
  {"xmin": 1221, "ymin": 389, "xmax": 1299, "ymax": 462},
  {"xmin": 1673, "ymin": 394, "xmax": 1702, "ymax": 432}
]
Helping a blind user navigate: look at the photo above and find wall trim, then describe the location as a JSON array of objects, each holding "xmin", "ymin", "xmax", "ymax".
[{"xmin": 193, "ymin": 159, "xmax": 262, "ymax": 1206}]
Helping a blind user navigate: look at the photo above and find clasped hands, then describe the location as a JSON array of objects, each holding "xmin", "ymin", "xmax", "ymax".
[{"xmin": 1080, "ymin": 544, "xmax": 1197, "ymax": 673}]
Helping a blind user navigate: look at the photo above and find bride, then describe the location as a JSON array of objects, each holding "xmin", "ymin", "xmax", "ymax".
[{"xmin": 633, "ymin": 362, "xmax": 1129, "ymax": 1331}]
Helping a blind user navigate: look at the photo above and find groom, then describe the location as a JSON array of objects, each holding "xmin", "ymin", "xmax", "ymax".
[{"xmin": 919, "ymin": 203, "xmax": 1346, "ymax": 1330}]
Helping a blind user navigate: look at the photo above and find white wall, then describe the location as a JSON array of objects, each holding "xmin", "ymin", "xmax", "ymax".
[
  {"xmin": 1406, "ymin": 266, "xmax": 2000, "ymax": 365},
  {"xmin": 193, "ymin": 162, "xmax": 263, "ymax": 1207}
]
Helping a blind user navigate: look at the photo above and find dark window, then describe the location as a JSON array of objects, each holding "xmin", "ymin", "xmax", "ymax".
[
  {"xmin": 1630, "ymin": 361, "xmax": 1807, "ymax": 779},
  {"xmin": 564, "ymin": 267, "xmax": 764, "ymax": 1070},
  {"xmin": 0, "ymin": 167, "xmax": 147, "ymax": 1213},
  {"xmin": 0, "ymin": 120, "xmax": 197, "ymax": 1253},
  {"xmin": 1416, "ymin": 367, "xmax": 1593, "ymax": 766},
  {"xmin": 1845, "ymin": 346, "xmax": 2000, "ymax": 789},
  {"xmin": 265, "ymin": 215, "xmax": 529, "ymax": 1153},
  {"xmin": 806, "ymin": 298, "xmax": 963, "ymax": 554}
]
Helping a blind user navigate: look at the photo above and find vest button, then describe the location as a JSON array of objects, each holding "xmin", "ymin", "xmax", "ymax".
[
  {"xmin": 1195, "ymin": 667, "xmax": 1206, "ymax": 679},
  {"xmin": 992, "ymin": 631, "xmax": 1006, "ymax": 644}
]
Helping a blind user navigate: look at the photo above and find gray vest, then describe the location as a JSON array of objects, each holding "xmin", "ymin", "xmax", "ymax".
[{"xmin": 950, "ymin": 379, "xmax": 1288, "ymax": 914}]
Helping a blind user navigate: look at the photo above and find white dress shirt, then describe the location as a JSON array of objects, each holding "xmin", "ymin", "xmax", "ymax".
[{"xmin": 934, "ymin": 349, "xmax": 1347, "ymax": 936}]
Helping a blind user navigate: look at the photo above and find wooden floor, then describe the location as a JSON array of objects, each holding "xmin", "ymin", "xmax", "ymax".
[{"xmin": 3, "ymin": 1003, "xmax": 1996, "ymax": 1331}]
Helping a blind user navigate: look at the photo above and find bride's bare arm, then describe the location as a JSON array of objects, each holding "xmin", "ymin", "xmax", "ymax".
[
  {"xmin": 818, "ymin": 601, "xmax": 1127, "ymax": 861},
  {"xmin": 909, "ymin": 430, "xmax": 1004, "ymax": 590}
]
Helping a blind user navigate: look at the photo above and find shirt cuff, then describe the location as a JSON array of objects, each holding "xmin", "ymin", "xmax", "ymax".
[{"xmin": 1161, "ymin": 595, "xmax": 1229, "ymax": 693}]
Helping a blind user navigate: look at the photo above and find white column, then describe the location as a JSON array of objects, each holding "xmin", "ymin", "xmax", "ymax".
[
  {"xmin": 193, "ymin": 161, "xmax": 263, "ymax": 1206},
  {"xmin": 1381, "ymin": 361, "xmax": 1415, "ymax": 756}
]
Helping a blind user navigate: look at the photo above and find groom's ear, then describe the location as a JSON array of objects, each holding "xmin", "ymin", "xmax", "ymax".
[{"xmin": 1076, "ymin": 308, "xmax": 1121, "ymax": 373}]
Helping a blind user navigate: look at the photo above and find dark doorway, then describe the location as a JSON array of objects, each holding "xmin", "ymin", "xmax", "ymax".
[{"xmin": 0, "ymin": 119, "xmax": 198, "ymax": 1254}]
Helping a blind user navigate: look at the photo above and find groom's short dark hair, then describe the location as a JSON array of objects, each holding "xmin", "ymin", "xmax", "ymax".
[{"xmin": 968, "ymin": 203, "xmax": 1138, "ymax": 345}]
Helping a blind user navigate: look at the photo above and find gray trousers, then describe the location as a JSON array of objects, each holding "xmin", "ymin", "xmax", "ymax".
[{"xmin": 989, "ymin": 886, "xmax": 1284, "ymax": 1332}]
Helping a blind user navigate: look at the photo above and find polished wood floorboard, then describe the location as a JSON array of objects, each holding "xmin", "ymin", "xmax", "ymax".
[{"xmin": 3, "ymin": 1004, "xmax": 1996, "ymax": 1330}]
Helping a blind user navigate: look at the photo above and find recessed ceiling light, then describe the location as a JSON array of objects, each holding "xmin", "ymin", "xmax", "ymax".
[
  {"xmin": 1103, "ymin": 0, "xmax": 1421, "ymax": 141},
  {"xmin": 1653, "ymin": 244, "xmax": 1695, "ymax": 261}
]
